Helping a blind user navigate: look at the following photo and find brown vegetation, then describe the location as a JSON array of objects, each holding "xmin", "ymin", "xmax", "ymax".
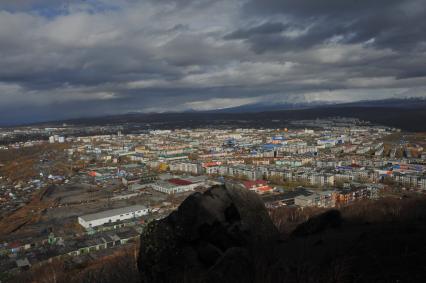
[
  {"xmin": 0, "ymin": 144, "xmax": 69, "ymax": 182},
  {"xmin": 269, "ymin": 206, "xmax": 326, "ymax": 236},
  {"xmin": 8, "ymin": 194, "xmax": 426, "ymax": 283},
  {"xmin": 12, "ymin": 245, "xmax": 140, "ymax": 283},
  {"xmin": 0, "ymin": 187, "xmax": 57, "ymax": 240}
]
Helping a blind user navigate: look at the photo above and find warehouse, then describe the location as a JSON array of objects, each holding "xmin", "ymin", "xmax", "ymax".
[
  {"xmin": 150, "ymin": 177, "xmax": 208, "ymax": 194},
  {"xmin": 78, "ymin": 205, "xmax": 149, "ymax": 229},
  {"xmin": 150, "ymin": 179, "xmax": 198, "ymax": 194}
]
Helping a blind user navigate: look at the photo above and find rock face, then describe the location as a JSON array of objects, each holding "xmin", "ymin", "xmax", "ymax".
[
  {"xmin": 291, "ymin": 209, "xmax": 342, "ymax": 237},
  {"xmin": 138, "ymin": 184, "xmax": 278, "ymax": 283}
]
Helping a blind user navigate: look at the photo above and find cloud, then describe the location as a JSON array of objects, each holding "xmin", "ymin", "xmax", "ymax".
[
  {"xmin": 242, "ymin": 0, "xmax": 426, "ymax": 51},
  {"xmin": 224, "ymin": 22, "xmax": 290, "ymax": 40},
  {"xmin": 0, "ymin": 0, "xmax": 425, "ymax": 124}
]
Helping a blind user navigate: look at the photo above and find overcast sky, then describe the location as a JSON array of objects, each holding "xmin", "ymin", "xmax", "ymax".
[{"xmin": 1, "ymin": 0, "xmax": 426, "ymax": 124}]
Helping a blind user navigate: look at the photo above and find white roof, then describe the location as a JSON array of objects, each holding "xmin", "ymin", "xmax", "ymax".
[{"xmin": 79, "ymin": 205, "xmax": 147, "ymax": 222}]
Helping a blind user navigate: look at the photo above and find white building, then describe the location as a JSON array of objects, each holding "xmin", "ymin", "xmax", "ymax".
[
  {"xmin": 169, "ymin": 162, "xmax": 202, "ymax": 174},
  {"xmin": 150, "ymin": 180, "xmax": 199, "ymax": 194},
  {"xmin": 78, "ymin": 205, "xmax": 148, "ymax": 229},
  {"xmin": 295, "ymin": 194, "xmax": 320, "ymax": 207}
]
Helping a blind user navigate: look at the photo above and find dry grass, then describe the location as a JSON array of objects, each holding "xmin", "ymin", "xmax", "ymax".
[
  {"xmin": 0, "ymin": 187, "xmax": 57, "ymax": 240},
  {"xmin": 11, "ymin": 245, "xmax": 140, "ymax": 283}
]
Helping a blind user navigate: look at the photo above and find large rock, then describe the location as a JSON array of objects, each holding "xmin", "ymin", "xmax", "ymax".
[
  {"xmin": 291, "ymin": 209, "xmax": 342, "ymax": 237},
  {"xmin": 138, "ymin": 184, "xmax": 278, "ymax": 283}
]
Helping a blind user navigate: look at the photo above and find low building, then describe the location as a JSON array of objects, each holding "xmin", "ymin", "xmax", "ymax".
[
  {"xmin": 78, "ymin": 205, "xmax": 148, "ymax": 229},
  {"xmin": 295, "ymin": 194, "xmax": 320, "ymax": 207},
  {"xmin": 169, "ymin": 162, "xmax": 203, "ymax": 174},
  {"xmin": 66, "ymin": 229, "xmax": 140, "ymax": 257},
  {"xmin": 16, "ymin": 257, "xmax": 31, "ymax": 270},
  {"xmin": 242, "ymin": 180, "xmax": 273, "ymax": 194},
  {"xmin": 263, "ymin": 187, "xmax": 313, "ymax": 208},
  {"xmin": 150, "ymin": 178, "xmax": 201, "ymax": 194},
  {"xmin": 318, "ymin": 190, "xmax": 335, "ymax": 208}
]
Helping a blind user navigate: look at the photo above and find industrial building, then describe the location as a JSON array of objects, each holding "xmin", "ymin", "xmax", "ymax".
[
  {"xmin": 150, "ymin": 177, "xmax": 207, "ymax": 194},
  {"xmin": 78, "ymin": 205, "xmax": 149, "ymax": 229}
]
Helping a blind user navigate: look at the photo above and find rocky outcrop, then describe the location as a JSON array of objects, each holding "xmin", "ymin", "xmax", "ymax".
[
  {"xmin": 138, "ymin": 184, "xmax": 278, "ymax": 283},
  {"xmin": 291, "ymin": 209, "xmax": 342, "ymax": 237},
  {"xmin": 138, "ymin": 187, "xmax": 426, "ymax": 283}
]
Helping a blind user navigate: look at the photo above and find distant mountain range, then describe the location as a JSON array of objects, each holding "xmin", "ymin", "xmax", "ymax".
[
  {"xmin": 323, "ymin": 97, "xmax": 426, "ymax": 108},
  {"xmin": 205, "ymin": 97, "xmax": 426, "ymax": 113},
  {"xmin": 204, "ymin": 100, "xmax": 336, "ymax": 113},
  {"xmin": 24, "ymin": 98, "xmax": 426, "ymax": 132}
]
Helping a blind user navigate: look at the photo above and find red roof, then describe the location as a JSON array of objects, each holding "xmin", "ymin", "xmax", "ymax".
[
  {"xmin": 9, "ymin": 242, "xmax": 22, "ymax": 248},
  {"xmin": 168, "ymin": 178, "xmax": 193, "ymax": 186},
  {"xmin": 243, "ymin": 180, "xmax": 267, "ymax": 189},
  {"xmin": 88, "ymin": 171, "xmax": 97, "ymax": 177},
  {"xmin": 257, "ymin": 186, "xmax": 273, "ymax": 192}
]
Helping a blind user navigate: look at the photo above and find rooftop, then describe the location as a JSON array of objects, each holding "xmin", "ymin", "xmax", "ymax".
[
  {"xmin": 79, "ymin": 205, "xmax": 147, "ymax": 222},
  {"xmin": 168, "ymin": 178, "xmax": 193, "ymax": 186}
]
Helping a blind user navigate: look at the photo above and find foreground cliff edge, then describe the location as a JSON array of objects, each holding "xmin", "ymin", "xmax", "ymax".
[
  {"xmin": 138, "ymin": 184, "xmax": 278, "ymax": 283},
  {"xmin": 8, "ymin": 186, "xmax": 426, "ymax": 282},
  {"xmin": 138, "ymin": 185, "xmax": 426, "ymax": 283}
]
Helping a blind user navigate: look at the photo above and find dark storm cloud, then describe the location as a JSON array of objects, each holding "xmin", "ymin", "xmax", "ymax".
[
  {"xmin": 241, "ymin": 0, "xmax": 426, "ymax": 51},
  {"xmin": 0, "ymin": 0, "xmax": 425, "ymax": 124},
  {"xmin": 224, "ymin": 22, "xmax": 289, "ymax": 40},
  {"xmin": 224, "ymin": 18, "xmax": 353, "ymax": 53},
  {"xmin": 244, "ymin": 0, "xmax": 402, "ymax": 17}
]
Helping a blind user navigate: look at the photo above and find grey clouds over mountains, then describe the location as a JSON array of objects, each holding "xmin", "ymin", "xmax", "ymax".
[{"xmin": 0, "ymin": 0, "xmax": 426, "ymax": 124}]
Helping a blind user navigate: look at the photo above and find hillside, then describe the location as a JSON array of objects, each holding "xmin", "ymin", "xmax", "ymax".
[
  {"xmin": 10, "ymin": 187, "xmax": 426, "ymax": 283},
  {"xmin": 31, "ymin": 103, "xmax": 426, "ymax": 132}
]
